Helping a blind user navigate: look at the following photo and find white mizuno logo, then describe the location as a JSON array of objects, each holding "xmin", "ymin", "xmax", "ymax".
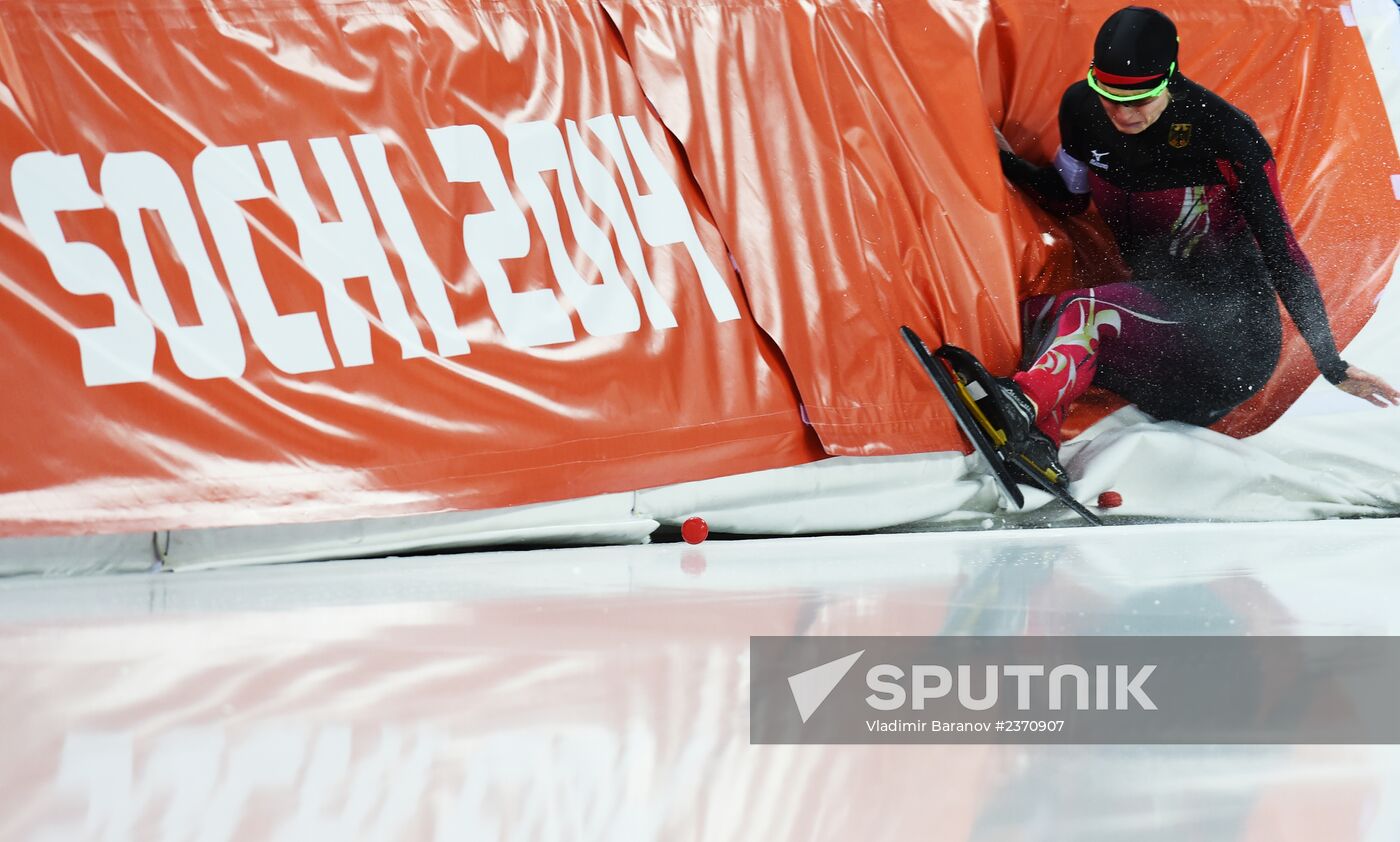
[{"xmin": 1090, "ymin": 150, "xmax": 1110, "ymax": 169}]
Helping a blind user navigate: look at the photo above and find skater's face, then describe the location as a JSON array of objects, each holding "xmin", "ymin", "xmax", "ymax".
[{"xmin": 1097, "ymin": 86, "xmax": 1171, "ymax": 134}]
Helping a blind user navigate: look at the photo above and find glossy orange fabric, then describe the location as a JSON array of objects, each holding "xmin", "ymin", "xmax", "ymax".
[
  {"xmin": 611, "ymin": 0, "xmax": 1398, "ymax": 444},
  {"xmin": 0, "ymin": 0, "xmax": 823, "ymax": 535},
  {"xmin": 2, "ymin": 0, "xmax": 1394, "ymax": 535},
  {"xmin": 606, "ymin": 0, "xmax": 1026, "ymax": 456}
]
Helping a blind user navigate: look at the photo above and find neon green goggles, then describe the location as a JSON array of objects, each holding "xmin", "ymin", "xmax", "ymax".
[{"xmin": 1087, "ymin": 62, "xmax": 1175, "ymax": 102}]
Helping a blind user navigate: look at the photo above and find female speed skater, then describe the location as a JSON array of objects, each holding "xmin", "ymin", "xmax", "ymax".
[{"xmin": 978, "ymin": 5, "xmax": 1397, "ymax": 482}]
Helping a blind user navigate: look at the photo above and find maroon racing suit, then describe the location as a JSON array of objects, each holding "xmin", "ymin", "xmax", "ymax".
[{"xmin": 999, "ymin": 75, "xmax": 1347, "ymax": 443}]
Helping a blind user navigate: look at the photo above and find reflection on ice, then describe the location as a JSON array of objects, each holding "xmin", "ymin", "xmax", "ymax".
[{"xmin": 1, "ymin": 519, "xmax": 1398, "ymax": 840}]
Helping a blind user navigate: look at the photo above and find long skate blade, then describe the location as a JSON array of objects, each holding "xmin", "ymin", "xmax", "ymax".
[
  {"xmin": 901, "ymin": 326, "xmax": 1026, "ymax": 509},
  {"xmin": 933, "ymin": 344, "xmax": 1014, "ymax": 444},
  {"xmin": 1010, "ymin": 452, "xmax": 1104, "ymax": 526}
]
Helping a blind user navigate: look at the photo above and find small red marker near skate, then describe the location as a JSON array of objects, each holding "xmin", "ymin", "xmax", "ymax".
[
  {"xmin": 1097, "ymin": 491, "xmax": 1123, "ymax": 509},
  {"xmin": 681, "ymin": 516, "xmax": 709, "ymax": 544}
]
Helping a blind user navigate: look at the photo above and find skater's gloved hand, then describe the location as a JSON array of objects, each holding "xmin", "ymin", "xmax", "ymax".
[{"xmin": 1335, "ymin": 366, "xmax": 1400, "ymax": 407}]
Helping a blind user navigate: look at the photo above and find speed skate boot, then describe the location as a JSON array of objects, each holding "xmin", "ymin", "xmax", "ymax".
[
  {"xmin": 984, "ymin": 377, "xmax": 1070, "ymax": 491},
  {"xmin": 932, "ymin": 345, "xmax": 1071, "ymax": 490}
]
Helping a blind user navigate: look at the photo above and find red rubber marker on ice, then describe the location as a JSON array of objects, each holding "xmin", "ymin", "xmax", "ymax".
[
  {"xmin": 681, "ymin": 516, "xmax": 709, "ymax": 544},
  {"xmin": 1097, "ymin": 491, "xmax": 1123, "ymax": 509}
]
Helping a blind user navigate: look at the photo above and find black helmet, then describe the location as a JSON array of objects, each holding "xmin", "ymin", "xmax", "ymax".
[{"xmin": 1088, "ymin": 7, "xmax": 1179, "ymax": 101}]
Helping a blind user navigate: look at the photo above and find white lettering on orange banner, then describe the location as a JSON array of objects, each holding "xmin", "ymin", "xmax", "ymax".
[
  {"xmin": 193, "ymin": 144, "xmax": 336, "ymax": 374},
  {"xmin": 101, "ymin": 151, "xmax": 249, "ymax": 380},
  {"xmin": 260, "ymin": 137, "xmax": 429, "ymax": 367},
  {"xmin": 11, "ymin": 152, "xmax": 157, "ymax": 386},
  {"xmin": 9, "ymin": 114, "xmax": 736, "ymax": 385}
]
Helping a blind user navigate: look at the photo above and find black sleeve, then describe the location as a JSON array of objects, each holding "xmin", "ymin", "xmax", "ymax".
[
  {"xmin": 998, "ymin": 150, "xmax": 1091, "ymax": 216},
  {"xmin": 998, "ymin": 87, "xmax": 1092, "ymax": 216},
  {"xmin": 1232, "ymin": 156, "xmax": 1349, "ymax": 383}
]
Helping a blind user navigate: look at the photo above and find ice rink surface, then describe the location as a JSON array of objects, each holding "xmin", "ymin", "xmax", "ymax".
[{"xmin": 2, "ymin": 518, "xmax": 1399, "ymax": 840}]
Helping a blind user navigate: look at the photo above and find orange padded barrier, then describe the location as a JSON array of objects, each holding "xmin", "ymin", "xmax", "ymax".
[
  {"xmin": 2, "ymin": 0, "xmax": 1394, "ymax": 534},
  {"xmin": 611, "ymin": 0, "xmax": 1397, "ymax": 445},
  {"xmin": 0, "ymin": 0, "xmax": 824, "ymax": 535}
]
